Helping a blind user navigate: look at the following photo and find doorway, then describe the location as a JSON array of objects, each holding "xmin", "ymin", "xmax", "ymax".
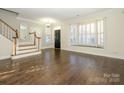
[{"xmin": 54, "ymin": 30, "xmax": 61, "ymax": 48}]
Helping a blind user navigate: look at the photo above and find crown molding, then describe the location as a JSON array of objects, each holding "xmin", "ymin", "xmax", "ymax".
[
  {"xmin": 0, "ymin": 8, "xmax": 19, "ymax": 15},
  {"xmin": 16, "ymin": 17, "xmax": 42, "ymax": 25}
]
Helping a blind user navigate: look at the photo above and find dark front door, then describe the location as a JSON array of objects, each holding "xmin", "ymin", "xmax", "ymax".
[{"xmin": 55, "ymin": 30, "xmax": 61, "ymax": 48}]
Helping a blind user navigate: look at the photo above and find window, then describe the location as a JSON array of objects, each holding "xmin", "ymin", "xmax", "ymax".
[
  {"xmin": 70, "ymin": 24, "xmax": 78, "ymax": 45},
  {"xmin": 70, "ymin": 19, "xmax": 105, "ymax": 48},
  {"xmin": 20, "ymin": 24, "xmax": 29, "ymax": 41},
  {"xmin": 45, "ymin": 24, "xmax": 52, "ymax": 44}
]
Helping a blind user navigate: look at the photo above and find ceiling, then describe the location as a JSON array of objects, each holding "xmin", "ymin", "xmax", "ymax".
[{"xmin": 5, "ymin": 8, "xmax": 107, "ymax": 21}]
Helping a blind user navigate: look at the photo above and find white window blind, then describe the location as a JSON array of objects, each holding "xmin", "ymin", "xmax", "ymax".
[{"xmin": 70, "ymin": 19, "xmax": 105, "ymax": 48}]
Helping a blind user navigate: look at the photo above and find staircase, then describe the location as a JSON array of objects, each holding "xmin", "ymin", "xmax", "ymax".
[{"xmin": 0, "ymin": 19, "xmax": 41, "ymax": 59}]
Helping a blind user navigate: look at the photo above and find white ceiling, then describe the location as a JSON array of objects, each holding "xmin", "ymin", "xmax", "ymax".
[{"xmin": 6, "ymin": 8, "xmax": 107, "ymax": 21}]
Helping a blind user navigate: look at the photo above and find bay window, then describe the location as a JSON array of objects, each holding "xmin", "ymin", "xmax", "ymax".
[{"xmin": 70, "ymin": 19, "xmax": 105, "ymax": 48}]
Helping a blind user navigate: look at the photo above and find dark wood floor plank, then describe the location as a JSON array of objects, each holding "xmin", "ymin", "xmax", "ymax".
[{"xmin": 0, "ymin": 48, "xmax": 124, "ymax": 85}]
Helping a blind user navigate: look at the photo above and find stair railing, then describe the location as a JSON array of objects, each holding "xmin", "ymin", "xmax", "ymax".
[
  {"xmin": 29, "ymin": 32, "xmax": 41, "ymax": 51},
  {"xmin": 0, "ymin": 19, "xmax": 19, "ymax": 56}
]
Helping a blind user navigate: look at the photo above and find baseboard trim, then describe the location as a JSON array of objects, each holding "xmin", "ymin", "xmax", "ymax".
[
  {"xmin": 41, "ymin": 47, "xmax": 52, "ymax": 49},
  {"xmin": 12, "ymin": 51, "xmax": 41, "ymax": 60},
  {"xmin": 1, "ymin": 48, "xmax": 123, "ymax": 60},
  {"xmin": 0, "ymin": 56, "xmax": 11, "ymax": 60},
  {"xmin": 61, "ymin": 48, "xmax": 124, "ymax": 60}
]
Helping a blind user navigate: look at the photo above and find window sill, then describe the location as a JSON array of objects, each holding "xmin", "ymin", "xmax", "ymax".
[{"xmin": 72, "ymin": 45, "xmax": 104, "ymax": 49}]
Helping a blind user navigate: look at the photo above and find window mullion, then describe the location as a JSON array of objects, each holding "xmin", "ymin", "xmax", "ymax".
[
  {"xmin": 95, "ymin": 20, "xmax": 98, "ymax": 47},
  {"xmin": 89, "ymin": 23, "xmax": 91, "ymax": 46},
  {"xmin": 85, "ymin": 24, "xmax": 87, "ymax": 45},
  {"xmin": 77, "ymin": 23, "xmax": 79, "ymax": 45},
  {"xmin": 99, "ymin": 20, "xmax": 102, "ymax": 47}
]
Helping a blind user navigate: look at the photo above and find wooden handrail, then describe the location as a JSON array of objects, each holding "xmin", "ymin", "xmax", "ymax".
[
  {"xmin": 29, "ymin": 32, "xmax": 41, "ymax": 38},
  {"xmin": 29, "ymin": 32, "xmax": 41, "ymax": 51},
  {"xmin": 29, "ymin": 32, "xmax": 36, "ymax": 45},
  {"xmin": 0, "ymin": 19, "xmax": 19, "ymax": 38},
  {"xmin": 35, "ymin": 37, "xmax": 41, "ymax": 39},
  {"xmin": 0, "ymin": 19, "xmax": 17, "ymax": 32},
  {"xmin": 0, "ymin": 19, "xmax": 19, "ymax": 56},
  {"xmin": 29, "ymin": 32, "xmax": 36, "ymax": 35}
]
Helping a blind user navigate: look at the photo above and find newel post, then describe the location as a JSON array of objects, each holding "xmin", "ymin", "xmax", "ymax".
[
  {"xmin": 37, "ymin": 37, "xmax": 41, "ymax": 51},
  {"xmin": 12, "ymin": 37, "xmax": 17, "ymax": 56}
]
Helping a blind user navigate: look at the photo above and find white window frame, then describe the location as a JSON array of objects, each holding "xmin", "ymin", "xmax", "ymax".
[{"xmin": 70, "ymin": 18, "xmax": 105, "ymax": 48}]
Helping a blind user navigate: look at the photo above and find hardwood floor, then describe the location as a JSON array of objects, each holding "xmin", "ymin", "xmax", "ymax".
[{"xmin": 0, "ymin": 48, "xmax": 124, "ymax": 85}]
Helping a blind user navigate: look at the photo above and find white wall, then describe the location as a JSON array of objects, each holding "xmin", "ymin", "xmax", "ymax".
[
  {"xmin": 0, "ymin": 35, "xmax": 12, "ymax": 59},
  {"xmin": 61, "ymin": 9, "xmax": 124, "ymax": 59}
]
